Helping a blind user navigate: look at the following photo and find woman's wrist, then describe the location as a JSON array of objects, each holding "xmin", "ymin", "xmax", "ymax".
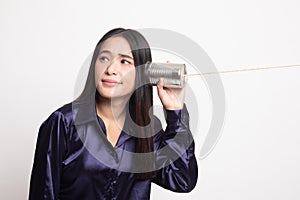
[{"xmin": 164, "ymin": 107, "xmax": 182, "ymax": 123}]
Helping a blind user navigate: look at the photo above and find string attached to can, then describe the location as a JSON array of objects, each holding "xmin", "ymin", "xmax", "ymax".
[
  {"xmin": 143, "ymin": 62, "xmax": 300, "ymax": 88},
  {"xmin": 185, "ymin": 64, "xmax": 300, "ymax": 76}
]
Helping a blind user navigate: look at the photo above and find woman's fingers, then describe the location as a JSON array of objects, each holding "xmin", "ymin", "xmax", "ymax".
[{"xmin": 157, "ymin": 78, "xmax": 185, "ymax": 110}]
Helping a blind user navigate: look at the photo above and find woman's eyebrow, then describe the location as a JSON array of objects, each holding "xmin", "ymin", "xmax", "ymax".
[
  {"xmin": 99, "ymin": 50, "xmax": 112, "ymax": 54},
  {"xmin": 119, "ymin": 53, "xmax": 133, "ymax": 60},
  {"xmin": 99, "ymin": 50, "xmax": 133, "ymax": 60}
]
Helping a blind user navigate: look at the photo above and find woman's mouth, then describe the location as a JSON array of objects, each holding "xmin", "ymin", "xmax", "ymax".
[{"xmin": 102, "ymin": 79, "xmax": 121, "ymax": 87}]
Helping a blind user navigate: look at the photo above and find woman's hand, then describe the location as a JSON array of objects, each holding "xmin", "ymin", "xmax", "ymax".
[{"xmin": 156, "ymin": 62, "xmax": 187, "ymax": 110}]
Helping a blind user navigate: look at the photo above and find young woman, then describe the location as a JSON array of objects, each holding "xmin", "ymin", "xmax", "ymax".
[{"xmin": 29, "ymin": 28, "xmax": 198, "ymax": 200}]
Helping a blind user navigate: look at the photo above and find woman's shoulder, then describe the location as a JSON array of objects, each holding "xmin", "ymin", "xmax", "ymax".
[
  {"xmin": 42, "ymin": 102, "xmax": 74, "ymax": 127},
  {"xmin": 56, "ymin": 102, "xmax": 74, "ymax": 117},
  {"xmin": 47, "ymin": 100, "xmax": 97, "ymax": 126}
]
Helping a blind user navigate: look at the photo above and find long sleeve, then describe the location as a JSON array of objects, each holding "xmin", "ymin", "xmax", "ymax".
[
  {"xmin": 153, "ymin": 104, "xmax": 198, "ymax": 192},
  {"xmin": 29, "ymin": 111, "xmax": 68, "ymax": 200}
]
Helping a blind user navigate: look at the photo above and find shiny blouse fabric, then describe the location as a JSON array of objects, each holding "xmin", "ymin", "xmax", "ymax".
[{"xmin": 29, "ymin": 100, "xmax": 198, "ymax": 200}]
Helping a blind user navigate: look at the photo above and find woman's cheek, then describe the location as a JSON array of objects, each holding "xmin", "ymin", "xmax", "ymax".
[
  {"xmin": 94, "ymin": 66, "xmax": 104, "ymax": 85},
  {"xmin": 127, "ymin": 69, "xmax": 136, "ymax": 90}
]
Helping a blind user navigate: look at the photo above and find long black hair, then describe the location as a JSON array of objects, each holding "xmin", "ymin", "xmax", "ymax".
[{"xmin": 76, "ymin": 28, "xmax": 155, "ymax": 179}]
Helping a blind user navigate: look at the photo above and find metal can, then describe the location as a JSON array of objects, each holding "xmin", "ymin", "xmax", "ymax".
[{"xmin": 143, "ymin": 62, "xmax": 186, "ymax": 88}]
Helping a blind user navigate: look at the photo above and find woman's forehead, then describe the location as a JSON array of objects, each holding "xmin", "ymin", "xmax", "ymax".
[{"xmin": 100, "ymin": 37, "xmax": 132, "ymax": 56}]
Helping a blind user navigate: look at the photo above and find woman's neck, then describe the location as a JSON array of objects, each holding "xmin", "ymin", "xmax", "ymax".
[{"xmin": 95, "ymin": 94, "xmax": 129, "ymax": 121}]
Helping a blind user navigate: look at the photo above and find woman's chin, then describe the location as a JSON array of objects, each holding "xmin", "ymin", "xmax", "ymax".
[
  {"xmin": 97, "ymin": 91, "xmax": 132, "ymax": 101},
  {"xmin": 97, "ymin": 86, "xmax": 134, "ymax": 100}
]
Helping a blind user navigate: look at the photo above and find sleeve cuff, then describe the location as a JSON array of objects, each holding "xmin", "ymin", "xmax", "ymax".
[
  {"xmin": 164, "ymin": 109, "xmax": 182, "ymax": 123},
  {"xmin": 164, "ymin": 104, "xmax": 189, "ymax": 122}
]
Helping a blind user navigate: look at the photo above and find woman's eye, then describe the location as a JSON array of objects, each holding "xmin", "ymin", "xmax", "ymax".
[
  {"xmin": 99, "ymin": 56, "xmax": 109, "ymax": 62},
  {"xmin": 121, "ymin": 59, "xmax": 131, "ymax": 65}
]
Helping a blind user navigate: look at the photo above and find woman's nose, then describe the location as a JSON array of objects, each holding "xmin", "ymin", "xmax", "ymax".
[{"xmin": 106, "ymin": 60, "xmax": 119, "ymax": 75}]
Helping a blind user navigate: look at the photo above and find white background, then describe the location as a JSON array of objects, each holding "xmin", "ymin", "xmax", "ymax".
[{"xmin": 1, "ymin": 0, "xmax": 300, "ymax": 199}]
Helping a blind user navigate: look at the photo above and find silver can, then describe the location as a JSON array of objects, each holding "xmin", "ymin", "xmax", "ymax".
[{"xmin": 143, "ymin": 62, "xmax": 186, "ymax": 88}]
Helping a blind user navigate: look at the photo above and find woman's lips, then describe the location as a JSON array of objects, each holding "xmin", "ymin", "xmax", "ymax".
[{"xmin": 102, "ymin": 79, "xmax": 121, "ymax": 87}]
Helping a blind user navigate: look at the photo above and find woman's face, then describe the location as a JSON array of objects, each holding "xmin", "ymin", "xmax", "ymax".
[{"xmin": 95, "ymin": 36, "xmax": 136, "ymax": 100}]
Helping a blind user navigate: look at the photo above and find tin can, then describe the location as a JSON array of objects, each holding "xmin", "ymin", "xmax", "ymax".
[{"xmin": 143, "ymin": 62, "xmax": 186, "ymax": 88}]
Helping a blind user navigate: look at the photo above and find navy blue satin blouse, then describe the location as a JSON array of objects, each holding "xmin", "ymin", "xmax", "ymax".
[{"xmin": 29, "ymin": 100, "xmax": 198, "ymax": 200}]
